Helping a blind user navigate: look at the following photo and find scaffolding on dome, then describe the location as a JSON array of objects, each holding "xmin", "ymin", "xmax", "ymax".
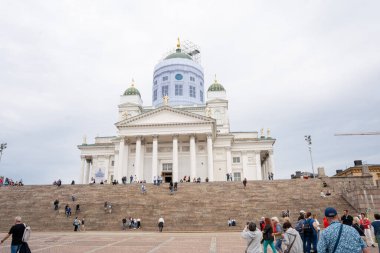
[{"xmin": 161, "ymin": 40, "xmax": 201, "ymax": 64}]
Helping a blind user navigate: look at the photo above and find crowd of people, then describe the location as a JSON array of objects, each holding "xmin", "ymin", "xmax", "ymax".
[
  {"xmin": 0, "ymin": 177, "xmax": 23, "ymax": 186},
  {"xmin": 241, "ymin": 208, "xmax": 380, "ymax": 253},
  {"xmin": 121, "ymin": 217, "xmax": 142, "ymax": 230}
]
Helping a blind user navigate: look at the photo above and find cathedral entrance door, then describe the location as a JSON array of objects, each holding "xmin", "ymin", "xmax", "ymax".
[{"xmin": 162, "ymin": 163, "xmax": 173, "ymax": 183}]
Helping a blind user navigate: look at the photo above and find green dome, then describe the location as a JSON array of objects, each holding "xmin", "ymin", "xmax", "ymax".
[
  {"xmin": 164, "ymin": 48, "xmax": 192, "ymax": 60},
  {"xmin": 123, "ymin": 85, "xmax": 141, "ymax": 96},
  {"xmin": 208, "ymin": 81, "xmax": 225, "ymax": 92}
]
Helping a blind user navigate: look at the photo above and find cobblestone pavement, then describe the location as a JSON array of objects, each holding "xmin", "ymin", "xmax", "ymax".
[{"xmin": 0, "ymin": 231, "xmax": 378, "ymax": 253}]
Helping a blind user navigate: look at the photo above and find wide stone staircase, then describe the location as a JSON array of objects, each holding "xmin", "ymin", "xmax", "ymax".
[{"xmin": 0, "ymin": 179, "xmax": 355, "ymax": 232}]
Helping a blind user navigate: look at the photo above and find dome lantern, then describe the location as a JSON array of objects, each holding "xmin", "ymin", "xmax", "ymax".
[
  {"xmin": 207, "ymin": 75, "xmax": 225, "ymax": 92},
  {"xmin": 123, "ymin": 79, "xmax": 141, "ymax": 97}
]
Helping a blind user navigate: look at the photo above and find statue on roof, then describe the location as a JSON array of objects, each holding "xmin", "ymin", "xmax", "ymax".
[
  {"xmin": 205, "ymin": 107, "xmax": 212, "ymax": 117},
  {"xmin": 163, "ymin": 95, "xmax": 169, "ymax": 105}
]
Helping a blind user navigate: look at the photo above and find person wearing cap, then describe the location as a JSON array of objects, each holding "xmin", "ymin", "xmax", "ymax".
[
  {"xmin": 317, "ymin": 207, "xmax": 370, "ymax": 253},
  {"xmin": 0, "ymin": 216, "xmax": 26, "ymax": 253}
]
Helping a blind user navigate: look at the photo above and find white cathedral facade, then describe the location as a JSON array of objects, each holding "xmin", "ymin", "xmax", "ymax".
[{"xmin": 78, "ymin": 40, "xmax": 276, "ymax": 184}]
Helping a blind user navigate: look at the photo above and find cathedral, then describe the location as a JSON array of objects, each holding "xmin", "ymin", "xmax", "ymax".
[{"xmin": 78, "ymin": 39, "xmax": 276, "ymax": 183}]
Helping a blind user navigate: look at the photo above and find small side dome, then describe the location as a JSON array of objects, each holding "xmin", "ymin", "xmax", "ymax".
[
  {"xmin": 164, "ymin": 38, "xmax": 192, "ymax": 61},
  {"xmin": 208, "ymin": 77, "xmax": 225, "ymax": 92},
  {"xmin": 123, "ymin": 79, "xmax": 141, "ymax": 97}
]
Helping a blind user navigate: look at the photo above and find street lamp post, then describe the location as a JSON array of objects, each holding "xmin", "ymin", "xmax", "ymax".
[
  {"xmin": 0, "ymin": 143, "xmax": 7, "ymax": 162},
  {"xmin": 304, "ymin": 135, "xmax": 315, "ymax": 178}
]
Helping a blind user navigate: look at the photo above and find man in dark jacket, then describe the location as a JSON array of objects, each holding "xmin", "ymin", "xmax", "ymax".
[{"xmin": 341, "ymin": 210, "xmax": 353, "ymax": 226}]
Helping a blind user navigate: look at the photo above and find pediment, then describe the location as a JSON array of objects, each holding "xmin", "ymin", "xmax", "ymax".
[{"xmin": 116, "ymin": 106, "xmax": 215, "ymax": 127}]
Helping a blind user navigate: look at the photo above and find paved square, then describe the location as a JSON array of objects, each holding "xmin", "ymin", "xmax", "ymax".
[{"xmin": 0, "ymin": 231, "xmax": 378, "ymax": 252}]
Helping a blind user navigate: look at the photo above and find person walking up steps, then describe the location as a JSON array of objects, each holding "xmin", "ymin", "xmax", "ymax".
[{"xmin": 158, "ymin": 217, "xmax": 164, "ymax": 232}]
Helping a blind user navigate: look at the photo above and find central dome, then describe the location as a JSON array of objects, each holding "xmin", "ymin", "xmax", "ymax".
[{"xmin": 164, "ymin": 48, "xmax": 192, "ymax": 60}]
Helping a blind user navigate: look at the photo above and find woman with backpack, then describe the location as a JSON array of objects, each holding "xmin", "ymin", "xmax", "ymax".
[
  {"xmin": 262, "ymin": 217, "xmax": 277, "ymax": 253},
  {"xmin": 303, "ymin": 212, "xmax": 318, "ymax": 253}
]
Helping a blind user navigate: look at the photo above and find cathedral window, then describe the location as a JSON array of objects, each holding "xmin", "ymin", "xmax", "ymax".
[
  {"xmin": 200, "ymin": 91, "xmax": 203, "ymax": 102},
  {"xmin": 163, "ymin": 76, "xmax": 168, "ymax": 81},
  {"xmin": 189, "ymin": 86, "xmax": 196, "ymax": 98},
  {"xmin": 162, "ymin": 85, "xmax": 169, "ymax": 96},
  {"xmin": 200, "ymin": 81, "xmax": 203, "ymax": 86},
  {"xmin": 175, "ymin": 84, "xmax": 183, "ymax": 96},
  {"xmin": 233, "ymin": 172, "xmax": 241, "ymax": 181},
  {"xmin": 153, "ymin": 89, "xmax": 157, "ymax": 101},
  {"xmin": 233, "ymin": 157, "xmax": 240, "ymax": 163},
  {"xmin": 190, "ymin": 76, "xmax": 195, "ymax": 82}
]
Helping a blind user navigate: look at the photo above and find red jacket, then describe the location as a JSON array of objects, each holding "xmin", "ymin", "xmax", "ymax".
[
  {"xmin": 323, "ymin": 217, "xmax": 329, "ymax": 228},
  {"xmin": 362, "ymin": 218, "xmax": 370, "ymax": 229}
]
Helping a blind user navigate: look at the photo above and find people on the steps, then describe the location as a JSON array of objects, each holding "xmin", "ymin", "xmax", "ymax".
[
  {"xmin": 158, "ymin": 217, "xmax": 164, "ymax": 232},
  {"xmin": 53, "ymin": 199, "xmax": 59, "ymax": 210},
  {"xmin": 243, "ymin": 178, "xmax": 247, "ymax": 189},
  {"xmin": 73, "ymin": 217, "xmax": 80, "ymax": 231}
]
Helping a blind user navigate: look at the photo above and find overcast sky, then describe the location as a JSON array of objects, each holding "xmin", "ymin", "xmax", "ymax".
[{"xmin": 0, "ymin": 0, "xmax": 379, "ymax": 184}]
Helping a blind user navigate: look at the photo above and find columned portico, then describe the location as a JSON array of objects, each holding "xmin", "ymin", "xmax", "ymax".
[
  {"xmin": 207, "ymin": 134, "xmax": 214, "ymax": 181},
  {"xmin": 172, "ymin": 135, "xmax": 179, "ymax": 183},
  {"xmin": 190, "ymin": 134, "xmax": 196, "ymax": 181},
  {"xmin": 135, "ymin": 136, "xmax": 142, "ymax": 180},
  {"xmin": 152, "ymin": 135, "xmax": 158, "ymax": 182}
]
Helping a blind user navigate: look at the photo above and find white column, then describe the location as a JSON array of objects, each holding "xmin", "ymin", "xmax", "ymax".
[
  {"xmin": 123, "ymin": 141, "xmax": 129, "ymax": 178},
  {"xmin": 242, "ymin": 151, "xmax": 248, "ymax": 180},
  {"xmin": 152, "ymin": 135, "xmax": 158, "ymax": 183},
  {"xmin": 226, "ymin": 147, "xmax": 232, "ymax": 174},
  {"xmin": 261, "ymin": 160, "xmax": 266, "ymax": 180},
  {"xmin": 255, "ymin": 151, "xmax": 262, "ymax": 180},
  {"xmin": 207, "ymin": 134, "xmax": 214, "ymax": 181},
  {"xmin": 140, "ymin": 140, "xmax": 145, "ymax": 181},
  {"xmin": 269, "ymin": 150, "xmax": 275, "ymax": 174},
  {"xmin": 104, "ymin": 156, "xmax": 110, "ymax": 183},
  {"xmin": 172, "ymin": 135, "xmax": 179, "ymax": 183},
  {"xmin": 135, "ymin": 136, "xmax": 142, "ymax": 181},
  {"xmin": 85, "ymin": 159, "xmax": 91, "ymax": 184},
  {"xmin": 118, "ymin": 139, "xmax": 125, "ymax": 182},
  {"xmin": 113, "ymin": 153, "xmax": 118, "ymax": 182},
  {"xmin": 80, "ymin": 157, "xmax": 85, "ymax": 184},
  {"xmin": 190, "ymin": 134, "xmax": 196, "ymax": 180}
]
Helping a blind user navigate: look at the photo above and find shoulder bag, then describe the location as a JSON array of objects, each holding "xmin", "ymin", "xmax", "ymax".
[
  {"xmin": 245, "ymin": 238, "xmax": 254, "ymax": 253},
  {"xmin": 284, "ymin": 233, "xmax": 296, "ymax": 253},
  {"xmin": 332, "ymin": 224, "xmax": 344, "ymax": 253}
]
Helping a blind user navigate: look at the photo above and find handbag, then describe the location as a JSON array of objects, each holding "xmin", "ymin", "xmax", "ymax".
[{"xmin": 284, "ymin": 233, "xmax": 296, "ymax": 253}]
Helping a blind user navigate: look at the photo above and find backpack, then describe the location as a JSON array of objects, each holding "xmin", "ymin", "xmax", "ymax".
[
  {"xmin": 303, "ymin": 219, "xmax": 313, "ymax": 235},
  {"xmin": 295, "ymin": 219, "xmax": 304, "ymax": 233},
  {"xmin": 22, "ymin": 224, "xmax": 31, "ymax": 242}
]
